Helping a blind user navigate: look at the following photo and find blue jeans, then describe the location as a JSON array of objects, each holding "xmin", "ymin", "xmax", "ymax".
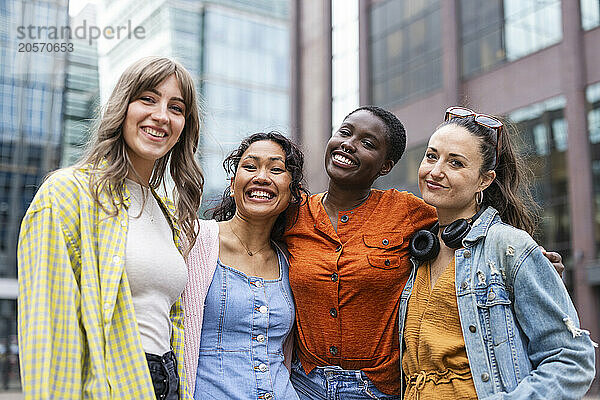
[
  {"xmin": 290, "ymin": 357, "xmax": 401, "ymax": 400},
  {"xmin": 146, "ymin": 350, "xmax": 179, "ymax": 400}
]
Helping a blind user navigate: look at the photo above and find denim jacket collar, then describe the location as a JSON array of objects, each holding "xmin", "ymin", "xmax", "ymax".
[{"xmin": 462, "ymin": 206, "xmax": 499, "ymax": 247}]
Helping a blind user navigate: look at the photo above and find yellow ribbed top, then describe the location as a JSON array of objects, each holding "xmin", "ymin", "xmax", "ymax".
[{"xmin": 402, "ymin": 259, "xmax": 478, "ymax": 400}]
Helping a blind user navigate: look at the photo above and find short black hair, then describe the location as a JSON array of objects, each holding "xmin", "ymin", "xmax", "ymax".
[{"xmin": 344, "ymin": 105, "xmax": 406, "ymax": 164}]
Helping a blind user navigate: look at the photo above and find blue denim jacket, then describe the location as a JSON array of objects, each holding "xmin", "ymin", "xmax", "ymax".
[{"xmin": 399, "ymin": 206, "xmax": 596, "ymax": 399}]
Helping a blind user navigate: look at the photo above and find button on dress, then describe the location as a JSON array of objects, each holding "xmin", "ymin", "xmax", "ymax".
[{"xmin": 194, "ymin": 247, "xmax": 299, "ymax": 399}]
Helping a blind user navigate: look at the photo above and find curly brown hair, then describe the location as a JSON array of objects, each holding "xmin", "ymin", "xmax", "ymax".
[{"xmin": 210, "ymin": 132, "xmax": 308, "ymax": 241}]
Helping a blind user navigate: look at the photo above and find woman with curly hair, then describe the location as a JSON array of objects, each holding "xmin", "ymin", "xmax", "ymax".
[{"xmin": 184, "ymin": 132, "xmax": 307, "ymax": 399}]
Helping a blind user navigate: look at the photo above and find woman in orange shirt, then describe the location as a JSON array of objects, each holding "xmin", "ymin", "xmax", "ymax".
[{"xmin": 284, "ymin": 106, "xmax": 563, "ymax": 400}]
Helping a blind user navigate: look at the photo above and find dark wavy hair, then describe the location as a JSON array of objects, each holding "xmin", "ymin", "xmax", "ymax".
[
  {"xmin": 438, "ymin": 115, "xmax": 539, "ymax": 235},
  {"xmin": 210, "ymin": 132, "xmax": 308, "ymax": 240}
]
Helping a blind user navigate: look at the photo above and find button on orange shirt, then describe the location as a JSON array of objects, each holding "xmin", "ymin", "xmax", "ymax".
[{"xmin": 284, "ymin": 189, "xmax": 437, "ymax": 395}]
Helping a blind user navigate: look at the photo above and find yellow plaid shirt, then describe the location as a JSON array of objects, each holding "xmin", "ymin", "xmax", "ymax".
[{"xmin": 17, "ymin": 166, "xmax": 190, "ymax": 399}]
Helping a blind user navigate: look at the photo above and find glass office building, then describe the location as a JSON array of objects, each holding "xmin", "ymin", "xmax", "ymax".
[
  {"xmin": 200, "ymin": 2, "xmax": 290, "ymax": 208},
  {"xmin": 0, "ymin": 0, "xmax": 69, "ymax": 391},
  {"xmin": 61, "ymin": 4, "xmax": 99, "ymax": 167},
  {"xmin": 98, "ymin": 0, "xmax": 203, "ymax": 99}
]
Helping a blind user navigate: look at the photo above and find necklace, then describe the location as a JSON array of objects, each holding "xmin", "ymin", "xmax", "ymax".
[{"xmin": 229, "ymin": 224, "xmax": 271, "ymax": 256}]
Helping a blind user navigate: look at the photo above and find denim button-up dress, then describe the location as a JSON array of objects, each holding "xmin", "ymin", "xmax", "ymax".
[{"xmin": 194, "ymin": 246, "xmax": 299, "ymax": 400}]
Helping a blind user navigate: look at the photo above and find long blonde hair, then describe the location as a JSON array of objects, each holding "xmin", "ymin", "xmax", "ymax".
[{"xmin": 79, "ymin": 56, "xmax": 203, "ymax": 255}]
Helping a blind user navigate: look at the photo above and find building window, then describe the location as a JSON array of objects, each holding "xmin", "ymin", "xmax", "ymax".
[
  {"xmin": 587, "ymin": 82, "xmax": 600, "ymax": 257},
  {"xmin": 369, "ymin": 0, "xmax": 442, "ymax": 108},
  {"xmin": 332, "ymin": 0, "xmax": 359, "ymax": 132},
  {"xmin": 509, "ymin": 96, "xmax": 570, "ymax": 260},
  {"xmin": 582, "ymin": 0, "xmax": 600, "ymax": 30},
  {"xmin": 460, "ymin": 0, "xmax": 562, "ymax": 77}
]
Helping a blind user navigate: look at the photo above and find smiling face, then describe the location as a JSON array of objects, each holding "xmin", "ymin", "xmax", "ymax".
[
  {"xmin": 122, "ymin": 74, "xmax": 186, "ymax": 181},
  {"xmin": 231, "ymin": 140, "xmax": 292, "ymax": 221},
  {"xmin": 418, "ymin": 124, "xmax": 495, "ymax": 221},
  {"xmin": 325, "ymin": 109, "xmax": 394, "ymax": 188}
]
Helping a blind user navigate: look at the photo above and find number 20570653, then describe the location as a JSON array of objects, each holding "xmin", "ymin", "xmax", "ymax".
[{"xmin": 18, "ymin": 42, "xmax": 73, "ymax": 52}]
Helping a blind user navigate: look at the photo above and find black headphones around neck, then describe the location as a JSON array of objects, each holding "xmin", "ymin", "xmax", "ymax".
[{"xmin": 409, "ymin": 207, "xmax": 486, "ymax": 262}]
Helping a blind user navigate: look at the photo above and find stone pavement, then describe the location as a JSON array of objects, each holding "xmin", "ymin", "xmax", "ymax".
[{"xmin": 0, "ymin": 393, "xmax": 22, "ymax": 400}]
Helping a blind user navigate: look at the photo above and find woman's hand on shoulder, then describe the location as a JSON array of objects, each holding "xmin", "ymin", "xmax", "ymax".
[{"xmin": 540, "ymin": 246, "xmax": 564, "ymax": 278}]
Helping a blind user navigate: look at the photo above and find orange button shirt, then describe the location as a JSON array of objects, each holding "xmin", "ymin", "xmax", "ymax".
[{"xmin": 284, "ymin": 189, "xmax": 437, "ymax": 395}]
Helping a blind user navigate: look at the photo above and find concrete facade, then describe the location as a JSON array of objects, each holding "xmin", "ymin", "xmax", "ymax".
[{"xmin": 291, "ymin": 0, "xmax": 332, "ymax": 193}]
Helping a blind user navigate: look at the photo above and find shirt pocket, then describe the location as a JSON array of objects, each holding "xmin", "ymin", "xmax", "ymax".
[
  {"xmin": 475, "ymin": 281, "xmax": 519, "ymax": 390},
  {"xmin": 475, "ymin": 281, "xmax": 513, "ymax": 344},
  {"xmin": 363, "ymin": 231, "xmax": 405, "ymax": 270}
]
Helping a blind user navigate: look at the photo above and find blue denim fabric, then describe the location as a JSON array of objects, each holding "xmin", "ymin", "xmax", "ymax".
[
  {"xmin": 194, "ymin": 245, "xmax": 298, "ymax": 399},
  {"xmin": 399, "ymin": 206, "xmax": 596, "ymax": 399},
  {"xmin": 290, "ymin": 357, "xmax": 401, "ymax": 400},
  {"xmin": 146, "ymin": 350, "xmax": 179, "ymax": 400}
]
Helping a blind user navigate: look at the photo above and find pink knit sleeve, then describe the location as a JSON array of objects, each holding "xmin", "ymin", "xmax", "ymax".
[{"xmin": 182, "ymin": 219, "xmax": 219, "ymax": 395}]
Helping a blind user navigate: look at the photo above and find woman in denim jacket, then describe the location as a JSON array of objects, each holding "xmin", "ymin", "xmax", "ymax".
[{"xmin": 400, "ymin": 107, "xmax": 596, "ymax": 399}]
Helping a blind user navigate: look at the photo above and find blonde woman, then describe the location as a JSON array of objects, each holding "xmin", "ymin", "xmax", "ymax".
[{"xmin": 17, "ymin": 56, "xmax": 203, "ymax": 399}]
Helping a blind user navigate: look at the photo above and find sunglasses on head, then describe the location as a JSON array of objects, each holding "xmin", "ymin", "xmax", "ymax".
[{"xmin": 444, "ymin": 106, "xmax": 503, "ymax": 169}]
